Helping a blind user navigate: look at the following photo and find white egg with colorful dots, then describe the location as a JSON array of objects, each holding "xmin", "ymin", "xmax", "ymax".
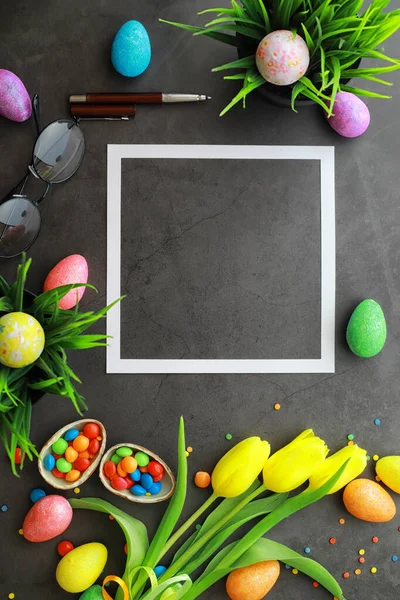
[
  {"xmin": 256, "ymin": 30, "xmax": 310, "ymax": 86},
  {"xmin": 0, "ymin": 312, "xmax": 45, "ymax": 368}
]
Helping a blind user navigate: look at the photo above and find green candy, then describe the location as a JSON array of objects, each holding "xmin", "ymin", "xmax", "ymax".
[
  {"xmin": 111, "ymin": 453, "xmax": 122, "ymax": 464},
  {"xmin": 135, "ymin": 451, "xmax": 150, "ymax": 467},
  {"xmin": 79, "ymin": 585, "xmax": 103, "ymax": 600},
  {"xmin": 346, "ymin": 299, "xmax": 387, "ymax": 358},
  {"xmin": 116, "ymin": 446, "xmax": 133, "ymax": 457},
  {"xmin": 52, "ymin": 438, "xmax": 68, "ymax": 455},
  {"xmin": 56, "ymin": 457, "xmax": 72, "ymax": 473}
]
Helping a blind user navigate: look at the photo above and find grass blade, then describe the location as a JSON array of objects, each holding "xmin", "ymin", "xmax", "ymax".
[
  {"xmin": 212, "ymin": 55, "xmax": 255, "ymax": 72},
  {"xmin": 159, "ymin": 19, "xmax": 240, "ymax": 46}
]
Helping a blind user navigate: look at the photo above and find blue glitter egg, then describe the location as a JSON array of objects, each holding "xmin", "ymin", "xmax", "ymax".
[{"xmin": 111, "ymin": 21, "xmax": 151, "ymax": 77}]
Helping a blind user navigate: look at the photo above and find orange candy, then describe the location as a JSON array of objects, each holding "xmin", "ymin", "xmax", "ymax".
[
  {"xmin": 226, "ymin": 561, "xmax": 280, "ymax": 600},
  {"xmin": 65, "ymin": 447, "xmax": 79, "ymax": 464},
  {"xmin": 78, "ymin": 450, "xmax": 90, "ymax": 460},
  {"xmin": 65, "ymin": 469, "xmax": 81, "ymax": 482},
  {"xmin": 120, "ymin": 456, "xmax": 138, "ymax": 474},
  {"xmin": 73, "ymin": 435, "xmax": 90, "ymax": 452},
  {"xmin": 117, "ymin": 462, "xmax": 128, "ymax": 478},
  {"xmin": 194, "ymin": 471, "xmax": 211, "ymax": 489}
]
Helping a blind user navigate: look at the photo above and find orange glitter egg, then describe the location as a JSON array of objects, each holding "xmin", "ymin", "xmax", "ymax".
[
  {"xmin": 226, "ymin": 560, "xmax": 280, "ymax": 600},
  {"xmin": 343, "ymin": 478, "xmax": 396, "ymax": 522}
]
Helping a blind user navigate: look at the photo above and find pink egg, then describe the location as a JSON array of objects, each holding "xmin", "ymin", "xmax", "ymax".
[
  {"xmin": 23, "ymin": 495, "xmax": 73, "ymax": 542},
  {"xmin": 256, "ymin": 30, "xmax": 310, "ymax": 86},
  {"xmin": 326, "ymin": 91, "xmax": 370, "ymax": 138},
  {"xmin": 44, "ymin": 255, "xmax": 88, "ymax": 309},
  {"xmin": 0, "ymin": 69, "xmax": 32, "ymax": 122}
]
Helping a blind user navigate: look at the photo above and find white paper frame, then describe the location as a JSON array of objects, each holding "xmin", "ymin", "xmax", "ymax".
[{"xmin": 107, "ymin": 145, "xmax": 335, "ymax": 374}]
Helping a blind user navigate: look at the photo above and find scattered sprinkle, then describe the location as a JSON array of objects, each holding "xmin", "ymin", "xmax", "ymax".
[
  {"xmin": 372, "ymin": 536, "xmax": 379, "ymax": 544},
  {"xmin": 359, "ymin": 557, "xmax": 365, "ymax": 564},
  {"xmin": 1, "ymin": 504, "xmax": 8, "ymax": 512},
  {"xmin": 304, "ymin": 547, "xmax": 311, "ymax": 554},
  {"xmin": 374, "ymin": 418, "xmax": 381, "ymax": 426},
  {"xmin": 373, "ymin": 455, "xmax": 379, "ymax": 462},
  {"xmin": 329, "ymin": 537, "xmax": 336, "ymax": 545},
  {"xmin": 398, "ymin": 527, "xmax": 400, "ymax": 532},
  {"xmin": 73, "ymin": 487, "xmax": 80, "ymax": 494},
  {"xmin": 347, "ymin": 441, "xmax": 354, "ymax": 446},
  {"xmin": 367, "ymin": 455, "xmax": 371, "ymax": 461},
  {"xmin": 343, "ymin": 572, "xmax": 350, "ymax": 579},
  {"xmin": 274, "ymin": 403, "xmax": 281, "ymax": 411},
  {"xmin": 18, "ymin": 529, "xmax": 23, "ymax": 536},
  {"xmin": 370, "ymin": 567, "xmax": 377, "ymax": 574},
  {"xmin": 292, "ymin": 569, "xmax": 298, "ymax": 575},
  {"xmin": 359, "ymin": 549, "xmax": 365, "ymax": 556},
  {"xmin": 376, "ymin": 476, "xmax": 381, "ymax": 482},
  {"xmin": 347, "ymin": 434, "xmax": 355, "ymax": 441},
  {"xmin": 392, "ymin": 555, "xmax": 398, "ymax": 563},
  {"xmin": 195, "ymin": 524, "xmax": 201, "ymax": 530},
  {"xmin": 108, "ymin": 515, "xmax": 115, "ymax": 521},
  {"xmin": 185, "ymin": 451, "xmax": 189, "ymax": 457},
  {"xmin": 354, "ymin": 569, "xmax": 361, "ymax": 576},
  {"xmin": 225, "ymin": 433, "xmax": 232, "ymax": 441},
  {"xmin": 124, "ymin": 543, "xmax": 128, "ymax": 555},
  {"xmin": 285, "ymin": 564, "xmax": 291, "ymax": 569},
  {"xmin": 339, "ymin": 518, "xmax": 345, "ymax": 525},
  {"xmin": 312, "ymin": 582, "xmax": 319, "ymax": 588},
  {"xmin": 8, "ymin": 594, "xmax": 15, "ymax": 599},
  {"xmin": 187, "ymin": 446, "xmax": 193, "ymax": 453}
]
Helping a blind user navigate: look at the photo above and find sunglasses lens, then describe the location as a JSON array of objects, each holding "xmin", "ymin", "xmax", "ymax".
[
  {"xmin": 33, "ymin": 120, "xmax": 85, "ymax": 183},
  {"xmin": 0, "ymin": 198, "xmax": 41, "ymax": 258}
]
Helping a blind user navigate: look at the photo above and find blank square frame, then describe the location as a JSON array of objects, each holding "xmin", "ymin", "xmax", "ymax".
[{"xmin": 107, "ymin": 144, "xmax": 335, "ymax": 374}]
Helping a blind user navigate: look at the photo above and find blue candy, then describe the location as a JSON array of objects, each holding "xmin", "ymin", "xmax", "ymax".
[
  {"xmin": 30, "ymin": 488, "xmax": 46, "ymax": 503},
  {"xmin": 111, "ymin": 20, "xmax": 151, "ymax": 77},
  {"xmin": 131, "ymin": 484, "xmax": 147, "ymax": 496},
  {"xmin": 129, "ymin": 468, "xmax": 141, "ymax": 482},
  {"xmin": 154, "ymin": 565, "xmax": 167, "ymax": 578},
  {"xmin": 64, "ymin": 428, "xmax": 79, "ymax": 441},
  {"xmin": 43, "ymin": 454, "xmax": 56, "ymax": 471},
  {"xmin": 140, "ymin": 473, "xmax": 154, "ymax": 490},
  {"xmin": 148, "ymin": 482, "xmax": 162, "ymax": 495}
]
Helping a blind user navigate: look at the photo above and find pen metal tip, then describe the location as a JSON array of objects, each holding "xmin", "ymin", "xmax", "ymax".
[{"xmin": 207, "ymin": 96, "xmax": 212, "ymax": 100}]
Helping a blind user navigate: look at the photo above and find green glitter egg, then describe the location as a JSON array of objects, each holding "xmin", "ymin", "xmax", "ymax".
[
  {"xmin": 79, "ymin": 585, "xmax": 103, "ymax": 600},
  {"xmin": 346, "ymin": 299, "xmax": 386, "ymax": 358}
]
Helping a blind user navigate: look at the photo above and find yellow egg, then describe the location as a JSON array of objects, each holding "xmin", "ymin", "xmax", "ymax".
[
  {"xmin": 56, "ymin": 542, "xmax": 107, "ymax": 593},
  {"xmin": 226, "ymin": 560, "xmax": 280, "ymax": 600},
  {"xmin": 343, "ymin": 478, "xmax": 396, "ymax": 522},
  {"xmin": 376, "ymin": 456, "xmax": 400, "ymax": 494},
  {"xmin": 0, "ymin": 312, "xmax": 44, "ymax": 368}
]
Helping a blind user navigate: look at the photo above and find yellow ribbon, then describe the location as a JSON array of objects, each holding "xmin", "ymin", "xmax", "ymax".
[{"xmin": 102, "ymin": 575, "xmax": 130, "ymax": 600}]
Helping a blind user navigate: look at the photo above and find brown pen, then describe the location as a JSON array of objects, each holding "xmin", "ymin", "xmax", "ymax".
[
  {"xmin": 69, "ymin": 93, "xmax": 211, "ymax": 104},
  {"xmin": 70, "ymin": 104, "xmax": 136, "ymax": 118}
]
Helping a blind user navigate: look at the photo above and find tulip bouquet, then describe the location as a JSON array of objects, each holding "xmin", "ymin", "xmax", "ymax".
[{"xmin": 71, "ymin": 419, "xmax": 368, "ymax": 600}]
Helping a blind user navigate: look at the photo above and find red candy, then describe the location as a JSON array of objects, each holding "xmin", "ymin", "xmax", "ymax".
[
  {"xmin": 57, "ymin": 540, "xmax": 74, "ymax": 556},
  {"xmin": 148, "ymin": 461, "xmax": 164, "ymax": 477},
  {"xmin": 88, "ymin": 439, "xmax": 100, "ymax": 454},
  {"xmin": 111, "ymin": 476, "xmax": 129, "ymax": 491},
  {"xmin": 152, "ymin": 473, "xmax": 164, "ymax": 483},
  {"xmin": 52, "ymin": 467, "xmax": 66, "ymax": 478},
  {"xmin": 15, "ymin": 448, "xmax": 24, "ymax": 465},
  {"xmin": 103, "ymin": 460, "xmax": 117, "ymax": 479},
  {"xmin": 73, "ymin": 457, "xmax": 90, "ymax": 472},
  {"xmin": 83, "ymin": 422, "xmax": 101, "ymax": 439},
  {"xmin": 53, "ymin": 453, "xmax": 64, "ymax": 460}
]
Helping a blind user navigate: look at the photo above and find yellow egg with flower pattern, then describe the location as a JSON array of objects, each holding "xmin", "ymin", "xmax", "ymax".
[{"xmin": 0, "ymin": 312, "xmax": 44, "ymax": 368}]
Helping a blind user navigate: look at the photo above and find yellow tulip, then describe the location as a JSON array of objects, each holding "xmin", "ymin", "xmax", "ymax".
[
  {"xmin": 262, "ymin": 429, "xmax": 328, "ymax": 493},
  {"xmin": 308, "ymin": 444, "xmax": 367, "ymax": 494},
  {"xmin": 376, "ymin": 456, "xmax": 400, "ymax": 494},
  {"xmin": 212, "ymin": 437, "xmax": 271, "ymax": 498}
]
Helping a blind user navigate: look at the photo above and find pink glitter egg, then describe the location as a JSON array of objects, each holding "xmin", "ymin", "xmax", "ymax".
[
  {"xmin": 256, "ymin": 30, "xmax": 310, "ymax": 86},
  {"xmin": 0, "ymin": 69, "xmax": 32, "ymax": 122},
  {"xmin": 44, "ymin": 255, "xmax": 88, "ymax": 310},
  {"xmin": 23, "ymin": 495, "xmax": 73, "ymax": 542},
  {"xmin": 326, "ymin": 91, "xmax": 370, "ymax": 138}
]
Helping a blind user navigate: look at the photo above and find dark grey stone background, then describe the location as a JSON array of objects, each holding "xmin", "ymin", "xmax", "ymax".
[{"xmin": 0, "ymin": 1, "xmax": 399, "ymax": 600}]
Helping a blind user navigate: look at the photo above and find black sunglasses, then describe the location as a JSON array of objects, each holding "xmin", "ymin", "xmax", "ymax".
[{"xmin": 0, "ymin": 95, "xmax": 85, "ymax": 258}]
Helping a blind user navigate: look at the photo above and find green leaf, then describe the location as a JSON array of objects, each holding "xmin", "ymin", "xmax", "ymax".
[
  {"xmin": 254, "ymin": 0, "xmax": 271, "ymax": 31},
  {"xmin": 171, "ymin": 531, "xmax": 199, "ymax": 565},
  {"xmin": 212, "ymin": 55, "xmax": 255, "ymax": 72},
  {"xmin": 301, "ymin": 23, "xmax": 315, "ymax": 52},
  {"xmin": 341, "ymin": 64, "xmax": 400, "ymax": 76},
  {"xmin": 204, "ymin": 17, "xmax": 265, "ymax": 30},
  {"xmin": 219, "ymin": 76, "xmax": 265, "ymax": 116},
  {"xmin": 159, "ymin": 19, "xmax": 240, "ymax": 46},
  {"xmin": 327, "ymin": 56, "xmax": 341, "ymax": 116},
  {"xmin": 224, "ymin": 73, "xmax": 247, "ymax": 80},
  {"xmin": 291, "ymin": 81, "xmax": 306, "ymax": 112},
  {"xmin": 340, "ymin": 84, "xmax": 392, "ymax": 98},
  {"xmin": 193, "ymin": 24, "xmax": 262, "ymax": 40},
  {"xmin": 240, "ymin": 0, "xmax": 262, "ymax": 22}
]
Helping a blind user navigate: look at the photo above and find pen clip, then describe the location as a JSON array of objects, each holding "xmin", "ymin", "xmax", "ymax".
[{"xmin": 76, "ymin": 116, "xmax": 130, "ymax": 121}]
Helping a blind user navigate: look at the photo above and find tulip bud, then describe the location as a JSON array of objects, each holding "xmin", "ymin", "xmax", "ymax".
[
  {"xmin": 376, "ymin": 456, "xmax": 400, "ymax": 494},
  {"xmin": 308, "ymin": 444, "xmax": 367, "ymax": 494}
]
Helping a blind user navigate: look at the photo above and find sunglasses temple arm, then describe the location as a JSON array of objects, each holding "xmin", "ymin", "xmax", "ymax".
[{"xmin": 32, "ymin": 94, "xmax": 41, "ymax": 136}]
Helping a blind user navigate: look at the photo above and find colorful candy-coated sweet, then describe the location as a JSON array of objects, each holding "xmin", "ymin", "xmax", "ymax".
[
  {"xmin": 30, "ymin": 488, "xmax": 46, "ymax": 503},
  {"xmin": 79, "ymin": 585, "xmax": 104, "ymax": 600},
  {"xmin": 111, "ymin": 453, "xmax": 122, "ymax": 464},
  {"xmin": 103, "ymin": 461, "xmax": 117, "ymax": 479},
  {"xmin": 56, "ymin": 542, "xmax": 107, "ymax": 593},
  {"xmin": 131, "ymin": 484, "xmax": 147, "ymax": 496},
  {"xmin": 154, "ymin": 565, "xmax": 167, "ymax": 578},
  {"xmin": 78, "ymin": 450, "xmax": 91, "ymax": 460},
  {"xmin": 83, "ymin": 423, "xmax": 101, "ymax": 439},
  {"xmin": 73, "ymin": 435, "xmax": 90, "ymax": 452},
  {"xmin": 140, "ymin": 473, "xmax": 154, "ymax": 490},
  {"xmin": 152, "ymin": 473, "xmax": 164, "ymax": 483},
  {"xmin": 65, "ymin": 469, "xmax": 81, "ymax": 483},
  {"xmin": 148, "ymin": 482, "xmax": 162, "ymax": 495},
  {"xmin": 52, "ymin": 467, "xmax": 66, "ymax": 478},
  {"xmin": 139, "ymin": 466, "xmax": 148, "ymax": 473},
  {"xmin": 53, "ymin": 452, "xmax": 64, "ymax": 460},
  {"xmin": 129, "ymin": 469, "xmax": 141, "ymax": 482},
  {"xmin": 117, "ymin": 462, "xmax": 128, "ymax": 478},
  {"xmin": 226, "ymin": 560, "xmax": 280, "ymax": 600},
  {"xmin": 56, "ymin": 458, "xmax": 73, "ymax": 473},
  {"xmin": 0, "ymin": 69, "xmax": 32, "ymax": 122},
  {"xmin": 194, "ymin": 471, "xmax": 211, "ymax": 489},
  {"xmin": 135, "ymin": 451, "xmax": 150, "ymax": 467},
  {"xmin": 116, "ymin": 446, "xmax": 133, "ymax": 458},
  {"xmin": 52, "ymin": 438, "xmax": 69, "ymax": 455},
  {"xmin": 43, "ymin": 255, "xmax": 88, "ymax": 310},
  {"xmin": 120, "ymin": 456, "xmax": 137, "ymax": 474},
  {"xmin": 44, "ymin": 454, "xmax": 56, "ymax": 471},
  {"xmin": 147, "ymin": 461, "xmax": 164, "ymax": 477},
  {"xmin": 64, "ymin": 428, "xmax": 80, "ymax": 441},
  {"xmin": 88, "ymin": 439, "xmax": 100, "ymax": 455},
  {"xmin": 23, "ymin": 495, "xmax": 73, "ymax": 542},
  {"xmin": 73, "ymin": 457, "xmax": 90, "ymax": 472},
  {"xmin": 58, "ymin": 540, "xmax": 74, "ymax": 556},
  {"xmin": 15, "ymin": 447, "xmax": 23, "ymax": 465},
  {"xmin": 111, "ymin": 476, "xmax": 130, "ymax": 491},
  {"xmin": 65, "ymin": 447, "xmax": 79, "ymax": 463}
]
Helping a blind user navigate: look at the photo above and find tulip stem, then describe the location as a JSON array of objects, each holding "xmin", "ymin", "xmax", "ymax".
[{"xmin": 158, "ymin": 484, "xmax": 266, "ymax": 583}]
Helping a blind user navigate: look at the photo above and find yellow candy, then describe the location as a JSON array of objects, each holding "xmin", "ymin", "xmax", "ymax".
[
  {"xmin": 376, "ymin": 456, "xmax": 400, "ymax": 494},
  {"xmin": 0, "ymin": 312, "xmax": 44, "ymax": 368},
  {"xmin": 56, "ymin": 542, "xmax": 107, "ymax": 593}
]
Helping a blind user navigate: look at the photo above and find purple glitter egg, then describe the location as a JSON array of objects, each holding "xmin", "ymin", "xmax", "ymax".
[
  {"xmin": 326, "ymin": 91, "xmax": 370, "ymax": 138},
  {"xmin": 0, "ymin": 69, "xmax": 32, "ymax": 122}
]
